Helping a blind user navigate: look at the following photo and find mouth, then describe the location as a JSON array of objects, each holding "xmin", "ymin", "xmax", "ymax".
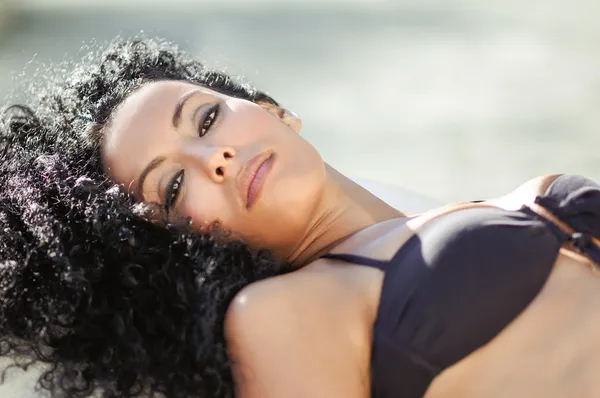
[{"xmin": 238, "ymin": 151, "xmax": 275, "ymax": 210}]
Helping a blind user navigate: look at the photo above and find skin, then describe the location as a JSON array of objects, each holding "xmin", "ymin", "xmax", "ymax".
[
  {"xmin": 225, "ymin": 175, "xmax": 600, "ymax": 398},
  {"xmin": 103, "ymin": 81, "xmax": 600, "ymax": 397},
  {"xmin": 102, "ymin": 80, "xmax": 402, "ymax": 265}
]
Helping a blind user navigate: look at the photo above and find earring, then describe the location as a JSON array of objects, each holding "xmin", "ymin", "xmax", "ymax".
[
  {"xmin": 281, "ymin": 109, "xmax": 298, "ymax": 125},
  {"xmin": 280, "ymin": 109, "xmax": 302, "ymax": 133}
]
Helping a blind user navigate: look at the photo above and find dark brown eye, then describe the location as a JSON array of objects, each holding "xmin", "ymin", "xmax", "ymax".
[
  {"xmin": 165, "ymin": 169, "xmax": 185, "ymax": 209},
  {"xmin": 199, "ymin": 104, "xmax": 219, "ymax": 137}
]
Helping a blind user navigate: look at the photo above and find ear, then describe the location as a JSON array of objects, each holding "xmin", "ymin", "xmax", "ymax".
[{"xmin": 259, "ymin": 102, "xmax": 302, "ymax": 134}]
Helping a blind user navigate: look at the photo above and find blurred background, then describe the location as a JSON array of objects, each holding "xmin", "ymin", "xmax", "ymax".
[{"xmin": 0, "ymin": 0, "xmax": 599, "ymax": 204}]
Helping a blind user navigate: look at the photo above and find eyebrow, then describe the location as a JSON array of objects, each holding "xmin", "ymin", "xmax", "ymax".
[
  {"xmin": 137, "ymin": 89, "xmax": 201, "ymax": 200},
  {"xmin": 172, "ymin": 89, "xmax": 201, "ymax": 128},
  {"xmin": 135, "ymin": 156, "xmax": 167, "ymax": 201}
]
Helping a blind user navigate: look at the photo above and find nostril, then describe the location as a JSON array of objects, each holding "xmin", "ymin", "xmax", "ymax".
[
  {"xmin": 223, "ymin": 151, "xmax": 233, "ymax": 159},
  {"xmin": 216, "ymin": 167, "xmax": 224, "ymax": 176}
]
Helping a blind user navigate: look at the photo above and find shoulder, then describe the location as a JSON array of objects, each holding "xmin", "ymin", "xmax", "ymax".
[
  {"xmin": 224, "ymin": 263, "xmax": 371, "ymax": 398},
  {"xmin": 224, "ymin": 271, "xmax": 319, "ymax": 350},
  {"xmin": 225, "ymin": 262, "xmax": 368, "ymax": 341},
  {"xmin": 487, "ymin": 174, "xmax": 563, "ymax": 210}
]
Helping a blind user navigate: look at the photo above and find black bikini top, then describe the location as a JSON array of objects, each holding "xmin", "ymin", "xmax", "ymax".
[{"xmin": 322, "ymin": 174, "xmax": 600, "ymax": 397}]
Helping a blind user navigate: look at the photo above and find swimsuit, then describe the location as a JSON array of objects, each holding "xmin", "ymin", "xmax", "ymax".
[{"xmin": 323, "ymin": 174, "xmax": 600, "ymax": 397}]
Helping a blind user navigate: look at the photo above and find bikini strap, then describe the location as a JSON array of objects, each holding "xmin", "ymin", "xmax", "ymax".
[
  {"xmin": 527, "ymin": 199, "xmax": 600, "ymax": 267},
  {"xmin": 320, "ymin": 253, "xmax": 389, "ymax": 269},
  {"xmin": 323, "ymin": 201, "xmax": 500, "ymax": 268},
  {"xmin": 324, "ymin": 197, "xmax": 600, "ymax": 270}
]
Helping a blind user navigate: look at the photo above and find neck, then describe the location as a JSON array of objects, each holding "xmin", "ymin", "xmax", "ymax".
[{"xmin": 287, "ymin": 164, "xmax": 404, "ymax": 266}]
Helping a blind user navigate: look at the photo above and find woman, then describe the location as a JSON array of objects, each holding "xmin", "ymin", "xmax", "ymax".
[{"xmin": 1, "ymin": 36, "xmax": 599, "ymax": 398}]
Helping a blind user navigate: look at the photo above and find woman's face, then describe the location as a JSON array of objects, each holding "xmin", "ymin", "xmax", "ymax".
[{"xmin": 102, "ymin": 80, "xmax": 326, "ymax": 257}]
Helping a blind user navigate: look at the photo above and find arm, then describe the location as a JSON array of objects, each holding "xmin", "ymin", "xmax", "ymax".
[{"xmin": 225, "ymin": 271, "xmax": 370, "ymax": 398}]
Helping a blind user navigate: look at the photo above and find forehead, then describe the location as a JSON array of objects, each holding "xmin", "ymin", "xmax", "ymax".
[
  {"xmin": 104, "ymin": 80, "xmax": 207, "ymax": 151},
  {"xmin": 101, "ymin": 80, "xmax": 210, "ymax": 189}
]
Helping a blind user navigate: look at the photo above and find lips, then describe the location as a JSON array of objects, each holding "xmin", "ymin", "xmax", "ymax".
[{"xmin": 237, "ymin": 151, "xmax": 274, "ymax": 209}]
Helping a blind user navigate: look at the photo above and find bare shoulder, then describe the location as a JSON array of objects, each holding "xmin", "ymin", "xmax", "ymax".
[
  {"xmin": 225, "ymin": 272, "xmax": 299, "ymax": 329},
  {"xmin": 224, "ymin": 270, "xmax": 321, "ymax": 349},
  {"xmin": 515, "ymin": 174, "xmax": 563, "ymax": 194},
  {"xmin": 487, "ymin": 174, "xmax": 563, "ymax": 210},
  {"xmin": 225, "ymin": 262, "xmax": 371, "ymax": 398},
  {"xmin": 226, "ymin": 262, "xmax": 356, "ymax": 328}
]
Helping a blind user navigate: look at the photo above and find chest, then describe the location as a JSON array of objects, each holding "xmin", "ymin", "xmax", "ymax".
[{"xmin": 425, "ymin": 251, "xmax": 600, "ymax": 398}]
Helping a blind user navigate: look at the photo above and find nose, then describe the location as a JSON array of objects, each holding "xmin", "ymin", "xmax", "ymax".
[{"xmin": 183, "ymin": 143, "xmax": 236, "ymax": 183}]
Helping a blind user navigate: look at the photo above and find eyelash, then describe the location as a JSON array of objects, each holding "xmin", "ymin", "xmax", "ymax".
[
  {"xmin": 199, "ymin": 103, "xmax": 220, "ymax": 137},
  {"xmin": 165, "ymin": 103, "xmax": 221, "ymax": 209},
  {"xmin": 165, "ymin": 169, "xmax": 184, "ymax": 210}
]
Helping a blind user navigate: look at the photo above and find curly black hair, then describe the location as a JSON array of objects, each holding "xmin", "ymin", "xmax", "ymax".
[{"xmin": 0, "ymin": 36, "xmax": 289, "ymax": 397}]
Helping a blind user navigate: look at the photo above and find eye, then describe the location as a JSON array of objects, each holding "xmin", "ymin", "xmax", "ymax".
[
  {"xmin": 165, "ymin": 169, "xmax": 185, "ymax": 209},
  {"xmin": 199, "ymin": 104, "xmax": 220, "ymax": 137}
]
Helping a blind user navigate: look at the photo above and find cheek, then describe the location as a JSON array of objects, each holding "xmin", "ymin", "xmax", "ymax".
[
  {"xmin": 224, "ymin": 100, "xmax": 276, "ymax": 140},
  {"xmin": 180, "ymin": 181, "xmax": 236, "ymax": 230}
]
